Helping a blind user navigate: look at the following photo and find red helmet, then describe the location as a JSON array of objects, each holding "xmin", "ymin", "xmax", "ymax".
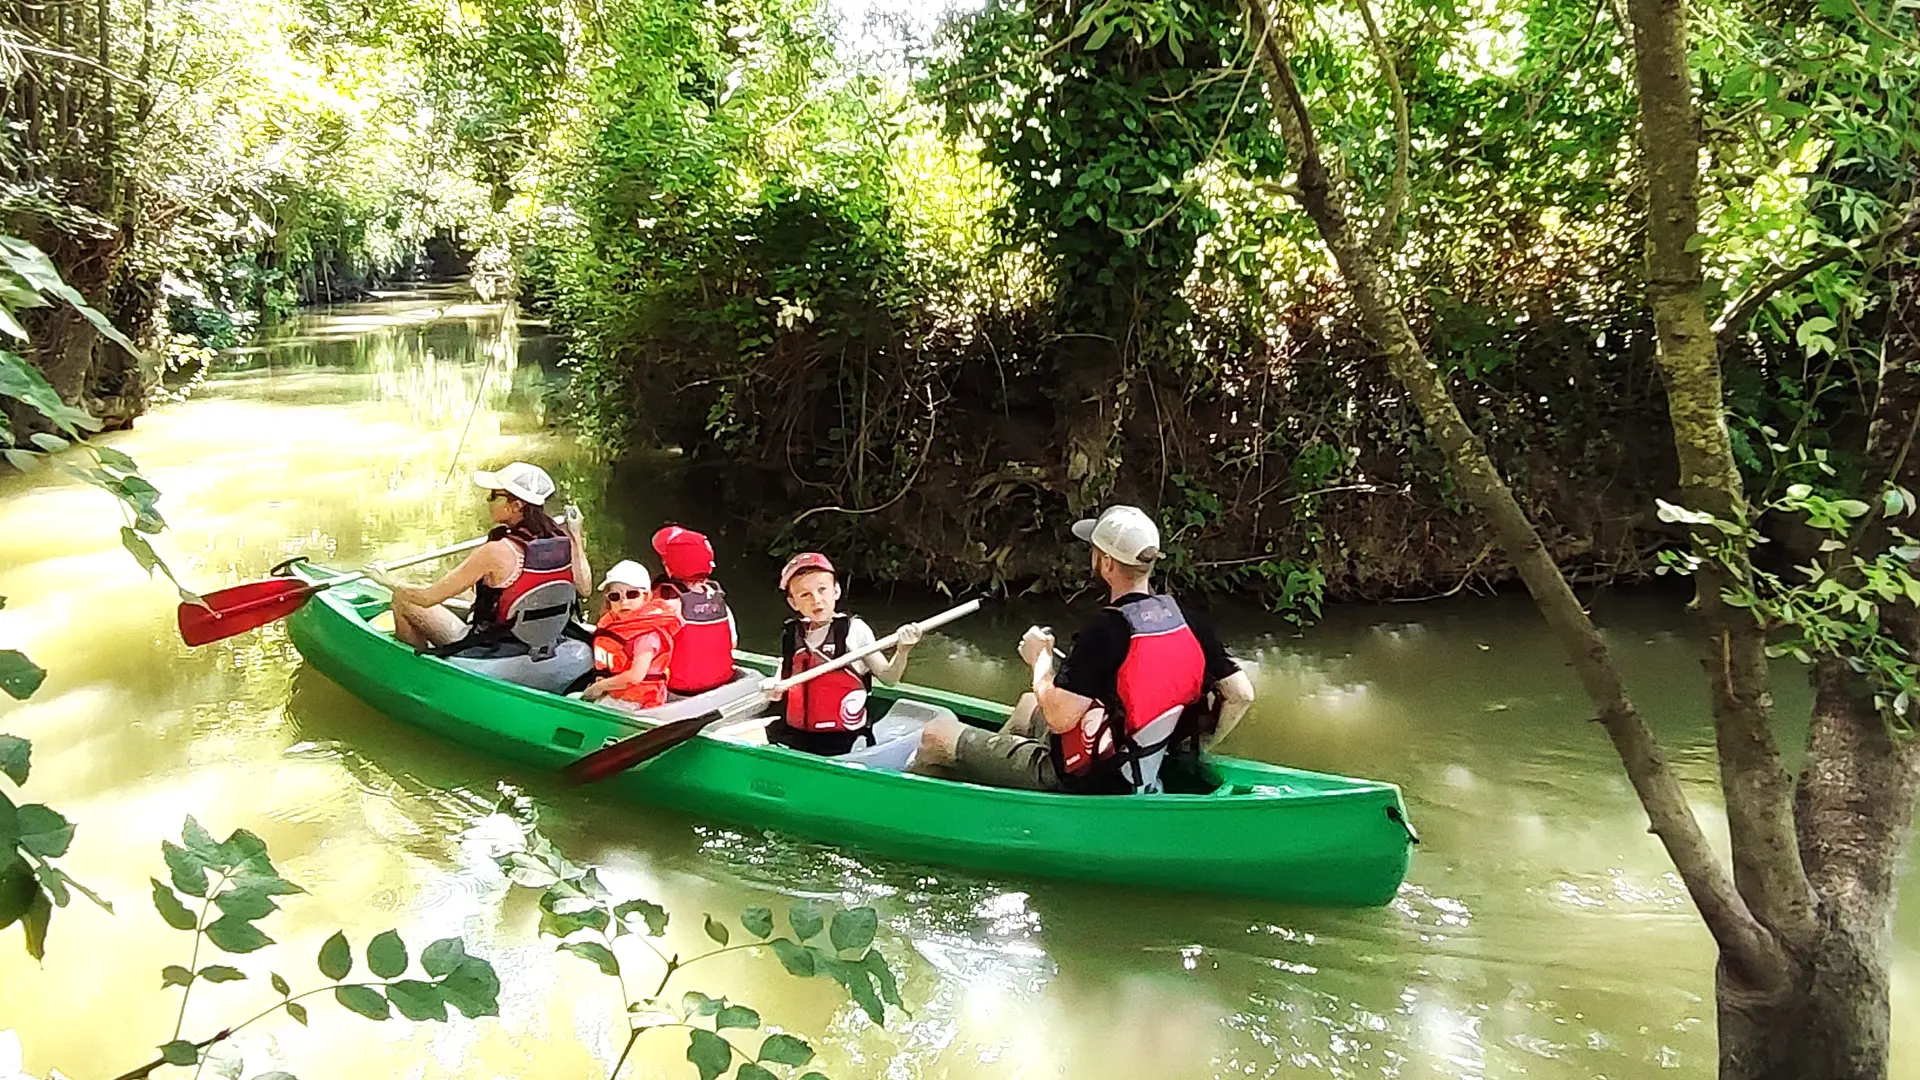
[
  {"xmin": 652, "ymin": 525, "xmax": 715, "ymax": 580},
  {"xmin": 778, "ymin": 552, "xmax": 835, "ymax": 592}
]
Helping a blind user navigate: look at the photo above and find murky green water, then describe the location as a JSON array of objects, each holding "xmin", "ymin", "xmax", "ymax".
[{"xmin": 2, "ymin": 293, "xmax": 1914, "ymax": 1079}]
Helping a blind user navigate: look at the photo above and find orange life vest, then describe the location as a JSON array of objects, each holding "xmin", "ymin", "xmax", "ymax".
[
  {"xmin": 1052, "ymin": 594, "xmax": 1206, "ymax": 792},
  {"xmin": 591, "ymin": 599, "xmax": 683, "ymax": 709},
  {"xmin": 658, "ymin": 578, "xmax": 734, "ymax": 694},
  {"xmin": 778, "ymin": 615, "xmax": 870, "ymax": 733}
]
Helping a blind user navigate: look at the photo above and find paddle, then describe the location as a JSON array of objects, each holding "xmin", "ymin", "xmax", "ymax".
[
  {"xmin": 177, "ymin": 537, "xmax": 488, "ymax": 647},
  {"xmin": 563, "ymin": 596, "xmax": 985, "ymax": 785}
]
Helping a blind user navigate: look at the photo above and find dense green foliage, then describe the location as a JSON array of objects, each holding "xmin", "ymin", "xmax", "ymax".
[{"xmin": 7, "ymin": 0, "xmax": 1916, "ymax": 610}]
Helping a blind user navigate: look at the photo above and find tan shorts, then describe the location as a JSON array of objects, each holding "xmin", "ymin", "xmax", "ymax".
[{"xmin": 951, "ymin": 708, "xmax": 1064, "ymax": 792}]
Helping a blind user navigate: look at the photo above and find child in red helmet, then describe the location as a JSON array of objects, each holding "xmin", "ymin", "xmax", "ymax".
[
  {"xmin": 768, "ymin": 552, "xmax": 922, "ymax": 756},
  {"xmin": 650, "ymin": 525, "xmax": 738, "ymax": 695}
]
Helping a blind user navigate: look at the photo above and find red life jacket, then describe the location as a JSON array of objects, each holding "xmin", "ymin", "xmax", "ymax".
[
  {"xmin": 473, "ymin": 527, "xmax": 577, "ymax": 637},
  {"xmin": 779, "ymin": 615, "xmax": 871, "ymax": 733},
  {"xmin": 1053, "ymin": 594, "xmax": 1207, "ymax": 792},
  {"xmin": 592, "ymin": 598, "xmax": 683, "ymax": 709},
  {"xmin": 659, "ymin": 578, "xmax": 734, "ymax": 694}
]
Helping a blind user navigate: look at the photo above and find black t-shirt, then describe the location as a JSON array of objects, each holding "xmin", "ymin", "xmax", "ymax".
[{"xmin": 1053, "ymin": 592, "xmax": 1240, "ymax": 708}]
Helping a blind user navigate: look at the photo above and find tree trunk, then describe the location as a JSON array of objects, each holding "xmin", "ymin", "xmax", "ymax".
[
  {"xmin": 1745, "ymin": 257, "xmax": 1920, "ymax": 1080},
  {"xmin": 1624, "ymin": 0, "xmax": 1816, "ymax": 948},
  {"xmin": 1235, "ymin": 0, "xmax": 1786, "ymax": 984}
]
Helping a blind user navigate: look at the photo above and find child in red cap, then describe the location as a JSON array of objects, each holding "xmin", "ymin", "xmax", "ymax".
[{"xmin": 650, "ymin": 525, "xmax": 738, "ymax": 695}]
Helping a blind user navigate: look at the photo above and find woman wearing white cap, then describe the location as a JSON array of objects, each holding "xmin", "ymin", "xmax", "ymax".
[{"xmin": 384, "ymin": 461, "xmax": 593, "ymax": 651}]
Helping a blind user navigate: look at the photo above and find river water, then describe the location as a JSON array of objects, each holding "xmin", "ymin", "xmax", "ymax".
[{"xmin": 1, "ymin": 293, "xmax": 1914, "ymax": 1080}]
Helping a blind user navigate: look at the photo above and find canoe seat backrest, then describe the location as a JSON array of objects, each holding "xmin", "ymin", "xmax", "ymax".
[
  {"xmin": 1129, "ymin": 706, "xmax": 1185, "ymax": 794},
  {"xmin": 504, "ymin": 579, "xmax": 576, "ymax": 659}
]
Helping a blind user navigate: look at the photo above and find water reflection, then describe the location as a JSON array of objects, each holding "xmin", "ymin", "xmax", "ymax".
[{"xmin": 0, "ymin": 292, "xmax": 1913, "ymax": 1079}]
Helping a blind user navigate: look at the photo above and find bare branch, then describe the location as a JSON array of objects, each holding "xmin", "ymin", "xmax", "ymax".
[
  {"xmin": 1240, "ymin": 0, "xmax": 1791, "ymax": 986},
  {"xmin": 1353, "ymin": 0, "xmax": 1410, "ymax": 253},
  {"xmin": 1715, "ymin": 203, "xmax": 1920, "ymax": 352}
]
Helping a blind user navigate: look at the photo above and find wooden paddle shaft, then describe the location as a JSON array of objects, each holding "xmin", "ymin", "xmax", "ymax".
[
  {"xmin": 768, "ymin": 597, "xmax": 983, "ymax": 695},
  {"xmin": 337, "ymin": 536, "xmax": 489, "ymax": 589}
]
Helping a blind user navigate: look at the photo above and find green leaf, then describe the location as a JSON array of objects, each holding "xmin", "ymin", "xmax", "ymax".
[
  {"xmin": 29, "ymin": 432, "xmax": 67, "ymax": 453},
  {"xmin": 367, "ymin": 929, "xmax": 408, "ymax": 979},
  {"xmin": 558, "ymin": 940, "xmax": 620, "ymax": 976},
  {"xmin": 829, "ymin": 908, "xmax": 877, "ymax": 954},
  {"xmin": 16, "ymin": 804, "xmax": 72, "ymax": 857},
  {"xmin": 740, "ymin": 906, "xmax": 773, "ymax": 939},
  {"xmin": 0, "ymin": 304, "xmax": 25, "ymax": 341},
  {"xmin": 684, "ymin": 990, "xmax": 724, "ymax": 1017},
  {"xmin": 614, "ymin": 897, "xmax": 668, "ymax": 936},
  {"xmin": 91, "ymin": 445, "xmax": 138, "ymax": 472},
  {"xmin": 0, "ymin": 349, "xmax": 97, "ymax": 436},
  {"xmin": 770, "ymin": 939, "xmax": 815, "ymax": 977},
  {"xmin": 335, "ymin": 984, "xmax": 390, "ymax": 1020},
  {"xmin": 214, "ymin": 887, "xmax": 277, "ymax": 921},
  {"xmin": 436, "ymin": 954, "xmax": 502, "ymax": 1019},
  {"xmin": 386, "ymin": 979, "xmax": 447, "ymax": 1021},
  {"xmin": 0, "ymin": 238, "xmax": 144, "ymax": 357},
  {"xmin": 0, "ymin": 734, "xmax": 29, "ymax": 784},
  {"xmin": 704, "ymin": 913, "xmax": 730, "ymax": 946},
  {"xmin": 737, "ymin": 1065, "xmax": 777, "ymax": 1080},
  {"xmin": 285, "ymin": 1001, "xmax": 309, "ymax": 1026},
  {"xmin": 788, "ymin": 902, "xmax": 823, "ymax": 943},
  {"xmin": 715, "ymin": 1005, "xmax": 760, "ymax": 1030},
  {"xmin": 272, "ymin": 971, "xmax": 291, "ymax": 996},
  {"xmin": 757, "ymin": 1033, "xmax": 814, "ymax": 1067},
  {"xmin": 799, "ymin": 1074, "xmax": 829, "ymax": 1080},
  {"xmin": 420, "ymin": 937, "xmax": 468, "ymax": 977},
  {"xmin": 162, "ymin": 841, "xmax": 210, "ymax": 898},
  {"xmin": 0, "ymin": 650, "xmax": 47, "ymax": 701},
  {"xmin": 818, "ymin": 956, "xmax": 886, "ymax": 1024},
  {"xmin": 319, "ymin": 931, "xmax": 352, "ymax": 980},
  {"xmin": 121, "ymin": 527, "xmax": 166, "ymax": 578},
  {"xmin": 864, "ymin": 949, "xmax": 900, "ymax": 1007},
  {"xmin": 199, "ymin": 964, "xmax": 247, "ymax": 983},
  {"xmin": 159, "ymin": 1040, "xmax": 199, "ymax": 1066},
  {"xmin": 255, "ymin": 1073, "xmax": 298, "ymax": 1080},
  {"xmin": 1085, "ymin": 20, "xmax": 1115, "ymax": 50},
  {"xmin": 687, "ymin": 1029, "xmax": 733, "ymax": 1080},
  {"xmin": 161, "ymin": 964, "xmax": 195, "ymax": 988},
  {"xmin": 205, "ymin": 914, "xmax": 273, "ymax": 954},
  {"xmin": 22, "ymin": 889, "xmax": 49, "ymax": 959},
  {"xmin": 0, "ymin": 856, "xmax": 32, "ymax": 930}
]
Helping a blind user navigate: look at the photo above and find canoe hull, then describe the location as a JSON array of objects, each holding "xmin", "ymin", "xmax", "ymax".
[{"xmin": 285, "ymin": 572, "xmax": 1414, "ymax": 907}]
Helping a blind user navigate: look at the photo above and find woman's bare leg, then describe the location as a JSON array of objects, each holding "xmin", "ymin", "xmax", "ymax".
[{"xmin": 391, "ymin": 596, "xmax": 467, "ymax": 648}]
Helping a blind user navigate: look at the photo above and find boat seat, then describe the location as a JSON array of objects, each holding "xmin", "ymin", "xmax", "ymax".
[
  {"xmin": 606, "ymin": 668, "xmax": 765, "ymax": 723},
  {"xmin": 838, "ymin": 699, "xmax": 956, "ymax": 772},
  {"xmin": 1128, "ymin": 706, "xmax": 1184, "ymax": 794}
]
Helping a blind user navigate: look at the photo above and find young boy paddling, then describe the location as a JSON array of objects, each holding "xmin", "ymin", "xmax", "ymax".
[{"xmin": 767, "ymin": 552, "xmax": 922, "ymax": 756}]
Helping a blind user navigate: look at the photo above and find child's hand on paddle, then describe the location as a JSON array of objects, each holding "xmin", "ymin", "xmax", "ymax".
[{"xmin": 895, "ymin": 622, "xmax": 923, "ymax": 648}]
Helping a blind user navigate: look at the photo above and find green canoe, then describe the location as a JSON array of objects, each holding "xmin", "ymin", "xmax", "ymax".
[{"xmin": 283, "ymin": 563, "xmax": 1416, "ymax": 907}]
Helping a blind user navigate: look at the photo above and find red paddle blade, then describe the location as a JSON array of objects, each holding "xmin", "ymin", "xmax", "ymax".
[
  {"xmin": 177, "ymin": 578, "xmax": 320, "ymax": 646},
  {"xmin": 563, "ymin": 709, "xmax": 725, "ymax": 785}
]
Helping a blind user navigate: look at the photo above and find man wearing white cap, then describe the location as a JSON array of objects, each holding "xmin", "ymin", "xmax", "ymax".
[
  {"xmin": 914, "ymin": 505, "xmax": 1256, "ymax": 793},
  {"xmin": 384, "ymin": 461, "xmax": 592, "ymax": 654}
]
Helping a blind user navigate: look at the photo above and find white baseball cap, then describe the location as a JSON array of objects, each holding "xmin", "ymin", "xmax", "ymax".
[
  {"xmin": 599, "ymin": 559, "xmax": 652, "ymax": 591},
  {"xmin": 472, "ymin": 461, "xmax": 556, "ymax": 507},
  {"xmin": 1071, "ymin": 505, "xmax": 1163, "ymax": 566}
]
